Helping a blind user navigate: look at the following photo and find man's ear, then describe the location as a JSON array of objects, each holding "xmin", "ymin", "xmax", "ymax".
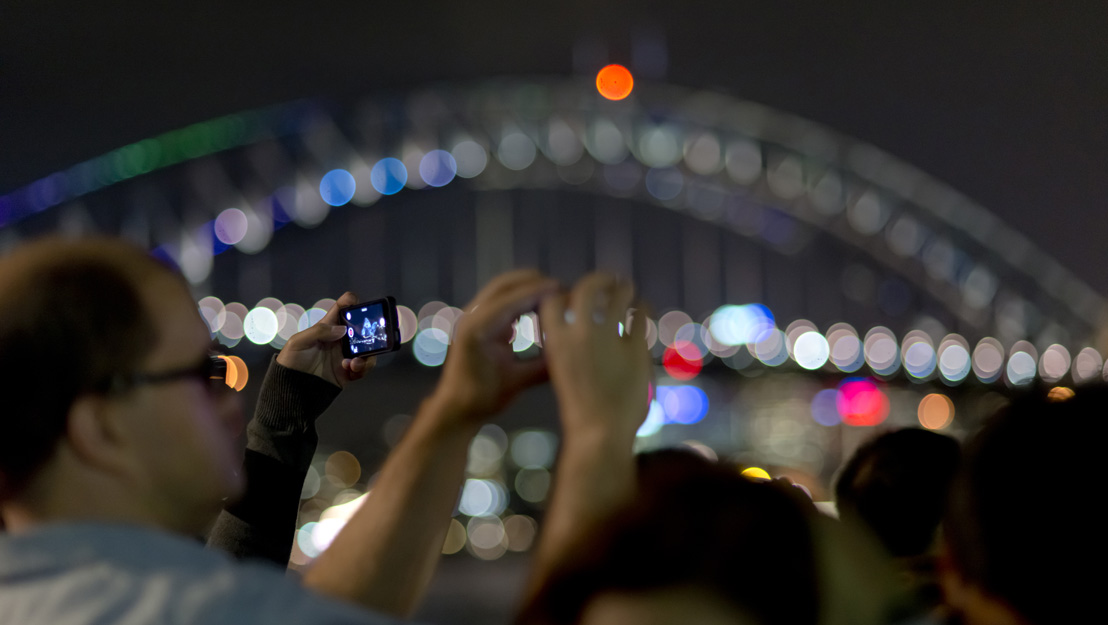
[{"xmin": 65, "ymin": 394, "xmax": 133, "ymax": 475}]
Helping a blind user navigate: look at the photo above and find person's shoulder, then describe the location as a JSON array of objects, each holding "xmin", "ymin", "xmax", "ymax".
[{"xmin": 0, "ymin": 523, "xmax": 402, "ymax": 625}]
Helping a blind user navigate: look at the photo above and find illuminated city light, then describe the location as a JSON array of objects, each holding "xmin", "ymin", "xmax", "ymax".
[
  {"xmin": 370, "ymin": 158, "xmax": 407, "ymax": 195},
  {"xmin": 741, "ymin": 467, "xmax": 771, "ymax": 481},
  {"xmin": 836, "ymin": 378, "xmax": 889, "ymax": 426},
  {"xmin": 636, "ymin": 400, "xmax": 667, "ymax": 437},
  {"xmin": 1074, "ymin": 347, "xmax": 1103, "ymax": 383},
  {"xmin": 972, "ymin": 338, "xmax": 1005, "ymax": 383},
  {"xmin": 810, "ymin": 388, "xmax": 841, "ymax": 426},
  {"xmin": 645, "ymin": 167, "xmax": 684, "ymax": 201},
  {"xmin": 793, "ymin": 331, "xmax": 830, "ymax": 370},
  {"xmin": 515, "ymin": 467, "xmax": 552, "ymax": 503},
  {"xmin": 766, "ymin": 156, "xmax": 805, "ymax": 200},
  {"xmin": 297, "ymin": 307, "xmax": 327, "ymax": 332},
  {"xmin": 725, "ymin": 139, "xmax": 762, "ymax": 184},
  {"xmin": 294, "ymin": 180, "xmax": 331, "ymax": 227},
  {"xmin": 596, "ymin": 64, "xmax": 634, "ymax": 101},
  {"xmin": 917, "ymin": 393, "xmax": 954, "ymax": 430},
  {"xmin": 1047, "ymin": 386, "xmax": 1075, "ymax": 402},
  {"xmin": 638, "ymin": 125, "xmax": 681, "ymax": 168},
  {"xmin": 847, "ymin": 190, "xmax": 888, "ymax": 236},
  {"xmin": 467, "ymin": 433, "xmax": 506, "ymax": 477},
  {"xmin": 214, "ymin": 208, "xmax": 248, "ymax": 245},
  {"xmin": 198, "ymin": 296, "xmax": 227, "ymax": 334},
  {"xmin": 826, "ymin": 323, "xmax": 864, "ymax": 372},
  {"xmin": 325, "ymin": 451, "xmax": 362, "ymax": 488},
  {"xmin": 709, "ymin": 304, "xmax": 775, "ymax": 346},
  {"xmin": 752, "ymin": 329, "xmax": 789, "ymax": 366},
  {"xmin": 1006, "ymin": 351, "xmax": 1037, "ymax": 386},
  {"xmin": 864, "ymin": 327, "xmax": 900, "ymax": 376},
  {"xmin": 459, "ymin": 479, "xmax": 508, "ymax": 518},
  {"xmin": 413, "ymin": 328, "xmax": 450, "ymax": 367},
  {"xmin": 1038, "ymin": 344, "xmax": 1071, "ymax": 383},
  {"xmin": 510, "ymin": 430, "xmax": 558, "ymax": 469},
  {"xmin": 504, "ymin": 515, "xmax": 538, "ymax": 552},
  {"xmin": 902, "ymin": 332, "xmax": 937, "ymax": 380},
  {"xmin": 663, "ymin": 344, "xmax": 702, "ymax": 380},
  {"xmin": 810, "ymin": 171, "xmax": 844, "ymax": 215},
  {"xmin": 937, "ymin": 335, "xmax": 972, "ymax": 383},
  {"xmin": 585, "ymin": 118, "xmax": 628, "ymax": 164},
  {"xmin": 442, "ymin": 518, "xmax": 467, "ymax": 555},
  {"xmin": 684, "ymin": 133, "xmax": 723, "ymax": 175},
  {"xmin": 319, "ymin": 169, "xmax": 357, "ymax": 206},
  {"xmin": 419, "ymin": 150, "xmax": 458, "ymax": 188},
  {"xmin": 656, "ymin": 385, "xmax": 709, "ymax": 425},
  {"xmin": 498, "ymin": 131, "xmax": 538, "ymax": 171},
  {"xmin": 466, "ymin": 516, "xmax": 508, "ymax": 560},
  {"xmin": 545, "ymin": 118, "xmax": 584, "ymax": 165},
  {"xmin": 452, "ymin": 140, "xmax": 488, "ymax": 178},
  {"xmin": 396, "ymin": 305, "xmax": 418, "ymax": 343}
]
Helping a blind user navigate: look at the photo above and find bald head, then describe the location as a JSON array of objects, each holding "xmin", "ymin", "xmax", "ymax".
[{"xmin": 0, "ymin": 237, "xmax": 178, "ymax": 498}]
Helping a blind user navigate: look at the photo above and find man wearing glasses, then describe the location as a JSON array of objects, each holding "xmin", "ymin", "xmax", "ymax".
[{"xmin": 0, "ymin": 236, "xmax": 655, "ymax": 625}]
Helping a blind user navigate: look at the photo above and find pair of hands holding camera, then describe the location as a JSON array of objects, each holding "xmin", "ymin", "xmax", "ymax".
[
  {"xmin": 278, "ymin": 269, "xmax": 652, "ymax": 441},
  {"xmin": 291, "ymin": 270, "xmax": 652, "ymax": 618}
]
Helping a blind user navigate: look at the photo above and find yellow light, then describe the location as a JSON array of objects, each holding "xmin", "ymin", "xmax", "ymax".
[
  {"xmin": 917, "ymin": 393, "xmax": 954, "ymax": 430},
  {"xmin": 741, "ymin": 467, "xmax": 771, "ymax": 481},
  {"xmin": 596, "ymin": 64, "xmax": 634, "ymax": 101}
]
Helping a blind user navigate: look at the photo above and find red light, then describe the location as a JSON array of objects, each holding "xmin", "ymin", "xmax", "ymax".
[
  {"xmin": 836, "ymin": 378, "xmax": 889, "ymax": 426},
  {"xmin": 596, "ymin": 64, "xmax": 634, "ymax": 101},
  {"xmin": 663, "ymin": 345, "xmax": 702, "ymax": 380}
]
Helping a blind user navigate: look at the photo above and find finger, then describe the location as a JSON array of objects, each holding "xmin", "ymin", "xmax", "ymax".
[
  {"xmin": 538, "ymin": 291, "xmax": 569, "ymax": 337},
  {"xmin": 284, "ymin": 323, "xmax": 347, "ymax": 352},
  {"xmin": 569, "ymin": 273, "xmax": 618, "ymax": 326},
  {"xmin": 470, "ymin": 278, "xmax": 560, "ymax": 341},
  {"xmin": 608, "ymin": 278, "xmax": 635, "ymax": 327},
  {"xmin": 321, "ymin": 291, "xmax": 360, "ymax": 325},
  {"xmin": 465, "ymin": 269, "xmax": 545, "ymax": 311},
  {"xmin": 628, "ymin": 305, "xmax": 648, "ymax": 345}
]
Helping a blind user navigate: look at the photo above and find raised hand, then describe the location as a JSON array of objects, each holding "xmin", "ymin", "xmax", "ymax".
[
  {"xmin": 538, "ymin": 273, "xmax": 652, "ymax": 444},
  {"xmin": 430, "ymin": 269, "xmax": 560, "ymax": 422},
  {"xmin": 276, "ymin": 291, "xmax": 374, "ymax": 388}
]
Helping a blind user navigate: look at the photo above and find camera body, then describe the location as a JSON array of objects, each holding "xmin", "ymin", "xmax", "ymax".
[{"xmin": 340, "ymin": 296, "xmax": 401, "ymax": 358}]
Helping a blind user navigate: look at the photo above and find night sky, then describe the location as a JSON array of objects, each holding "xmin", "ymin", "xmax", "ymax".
[{"xmin": 3, "ymin": 2, "xmax": 1106, "ymax": 290}]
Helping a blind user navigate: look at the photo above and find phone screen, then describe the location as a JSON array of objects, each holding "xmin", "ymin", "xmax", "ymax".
[{"xmin": 341, "ymin": 298, "xmax": 397, "ymax": 357}]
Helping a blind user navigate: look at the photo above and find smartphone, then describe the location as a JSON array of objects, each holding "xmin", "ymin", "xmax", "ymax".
[{"xmin": 340, "ymin": 296, "xmax": 401, "ymax": 359}]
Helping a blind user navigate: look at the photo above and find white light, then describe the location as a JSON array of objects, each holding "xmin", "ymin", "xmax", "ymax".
[
  {"xmin": 452, "ymin": 140, "xmax": 488, "ymax": 178},
  {"xmin": 636, "ymin": 400, "xmax": 666, "ymax": 437},
  {"xmin": 215, "ymin": 208, "xmax": 248, "ymax": 245},
  {"xmin": 1007, "ymin": 352, "xmax": 1037, "ymax": 385},
  {"xmin": 793, "ymin": 331, "xmax": 830, "ymax": 370},
  {"xmin": 413, "ymin": 328, "xmax": 450, "ymax": 367},
  {"xmin": 244, "ymin": 307, "xmax": 279, "ymax": 345}
]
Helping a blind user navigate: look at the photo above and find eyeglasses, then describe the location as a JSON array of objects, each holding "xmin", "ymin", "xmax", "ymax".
[{"xmin": 102, "ymin": 354, "xmax": 247, "ymax": 394}]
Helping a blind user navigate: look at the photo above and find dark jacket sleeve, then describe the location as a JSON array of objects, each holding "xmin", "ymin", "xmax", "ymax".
[{"xmin": 206, "ymin": 357, "xmax": 341, "ymax": 567}]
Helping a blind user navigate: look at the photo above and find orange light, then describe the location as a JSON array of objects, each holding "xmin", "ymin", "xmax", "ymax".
[
  {"xmin": 917, "ymin": 393, "xmax": 954, "ymax": 430},
  {"xmin": 217, "ymin": 355, "xmax": 249, "ymax": 392},
  {"xmin": 596, "ymin": 64, "xmax": 634, "ymax": 101},
  {"xmin": 1047, "ymin": 386, "xmax": 1075, "ymax": 402},
  {"xmin": 227, "ymin": 355, "xmax": 249, "ymax": 391}
]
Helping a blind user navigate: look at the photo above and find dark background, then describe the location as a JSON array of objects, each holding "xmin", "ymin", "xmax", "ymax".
[{"xmin": 2, "ymin": 1, "xmax": 1107, "ymax": 292}]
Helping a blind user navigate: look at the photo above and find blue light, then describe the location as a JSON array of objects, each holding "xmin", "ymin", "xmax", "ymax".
[
  {"xmin": 319, "ymin": 169, "xmax": 356, "ymax": 207},
  {"xmin": 371, "ymin": 158, "xmax": 407, "ymax": 195},
  {"xmin": 810, "ymin": 389, "xmax": 841, "ymax": 426},
  {"xmin": 656, "ymin": 385, "xmax": 709, "ymax": 425},
  {"xmin": 419, "ymin": 150, "xmax": 458, "ymax": 188}
]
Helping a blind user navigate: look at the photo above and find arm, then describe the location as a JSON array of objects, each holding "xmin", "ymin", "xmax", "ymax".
[
  {"xmin": 302, "ymin": 270, "xmax": 558, "ymax": 617},
  {"xmin": 521, "ymin": 274, "xmax": 652, "ymax": 611},
  {"xmin": 207, "ymin": 292, "xmax": 373, "ymax": 566}
]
